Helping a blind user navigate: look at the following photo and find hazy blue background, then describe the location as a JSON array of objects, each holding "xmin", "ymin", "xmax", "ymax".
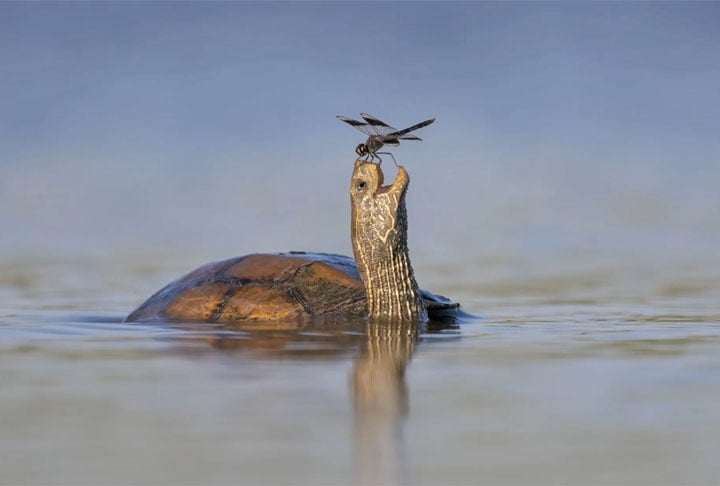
[{"xmin": 2, "ymin": 2, "xmax": 718, "ymax": 278}]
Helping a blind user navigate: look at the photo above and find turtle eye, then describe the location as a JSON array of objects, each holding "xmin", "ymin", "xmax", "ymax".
[{"xmin": 357, "ymin": 181, "xmax": 367, "ymax": 191}]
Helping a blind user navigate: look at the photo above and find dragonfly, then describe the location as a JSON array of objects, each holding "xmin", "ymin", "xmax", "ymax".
[{"xmin": 337, "ymin": 113, "xmax": 435, "ymax": 165}]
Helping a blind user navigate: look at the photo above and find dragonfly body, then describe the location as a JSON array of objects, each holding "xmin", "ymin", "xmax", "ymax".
[{"xmin": 337, "ymin": 113, "xmax": 435, "ymax": 164}]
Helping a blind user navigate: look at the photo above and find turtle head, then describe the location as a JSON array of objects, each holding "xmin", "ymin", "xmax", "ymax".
[
  {"xmin": 350, "ymin": 159, "xmax": 424, "ymax": 322},
  {"xmin": 350, "ymin": 159, "xmax": 409, "ymax": 234}
]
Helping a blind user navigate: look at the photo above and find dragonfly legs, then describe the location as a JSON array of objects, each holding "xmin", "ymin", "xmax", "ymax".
[
  {"xmin": 365, "ymin": 152, "xmax": 398, "ymax": 167},
  {"xmin": 363, "ymin": 153, "xmax": 381, "ymax": 164}
]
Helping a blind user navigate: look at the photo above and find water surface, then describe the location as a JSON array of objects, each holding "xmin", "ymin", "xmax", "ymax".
[{"xmin": 2, "ymin": 250, "xmax": 719, "ymax": 485}]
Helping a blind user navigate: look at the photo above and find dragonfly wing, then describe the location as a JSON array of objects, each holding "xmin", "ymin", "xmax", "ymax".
[
  {"xmin": 337, "ymin": 115, "xmax": 377, "ymax": 136},
  {"xmin": 398, "ymin": 134, "xmax": 422, "ymax": 141},
  {"xmin": 360, "ymin": 113, "xmax": 399, "ymax": 136},
  {"xmin": 387, "ymin": 117, "xmax": 435, "ymax": 137}
]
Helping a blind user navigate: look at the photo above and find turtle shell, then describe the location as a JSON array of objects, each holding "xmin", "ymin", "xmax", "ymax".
[{"xmin": 125, "ymin": 251, "xmax": 458, "ymax": 324}]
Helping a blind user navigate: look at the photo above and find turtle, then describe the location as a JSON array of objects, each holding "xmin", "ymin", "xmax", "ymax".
[{"xmin": 125, "ymin": 159, "xmax": 461, "ymax": 324}]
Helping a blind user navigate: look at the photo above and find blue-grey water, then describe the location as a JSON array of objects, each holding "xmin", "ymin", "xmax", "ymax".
[
  {"xmin": 2, "ymin": 3, "xmax": 720, "ymax": 485},
  {"xmin": 2, "ymin": 238, "xmax": 719, "ymax": 485}
]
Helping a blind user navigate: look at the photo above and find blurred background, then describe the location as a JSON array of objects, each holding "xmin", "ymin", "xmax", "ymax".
[{"xmin": 1, "ymin": 2, "xmax": 718, "ymax": 302}]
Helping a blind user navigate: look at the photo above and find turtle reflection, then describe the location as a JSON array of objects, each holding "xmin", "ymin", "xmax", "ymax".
[
  {"xmin": 159, "ymin": 318, "xmax": 457, "ymax": 484},
  {"xmin": 352, "ymin": 321, "xmax": 419, "ymax": 485}
]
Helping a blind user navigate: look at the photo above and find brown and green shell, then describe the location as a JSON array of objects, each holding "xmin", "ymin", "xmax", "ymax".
[{"xmin": 124, "ymin": 251, "xmax": 458, "ymax": 324}]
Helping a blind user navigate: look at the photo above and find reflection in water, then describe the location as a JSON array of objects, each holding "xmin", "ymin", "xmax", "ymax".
[
  {"xmin": 4, "ymin": 304, "xmax": 719, "ymax": 484},
  {"xmin": 155, "ymin": 317, "xmax": 442, "ymax": 485},
  {"xmin": 352, "ymin": 321, "xmax": 419, "ymax": 485},
  {"xmin": 160, "ymin": 316, "xmax": 370, "ymax": 358}
]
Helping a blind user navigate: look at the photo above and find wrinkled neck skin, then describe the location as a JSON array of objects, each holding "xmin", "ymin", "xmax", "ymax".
[{"xmin": 350, "ymin": 159, "xmax": 427, "ymax": 323}]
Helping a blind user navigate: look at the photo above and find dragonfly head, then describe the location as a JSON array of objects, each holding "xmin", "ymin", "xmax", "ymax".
[{"xmin": 355, "ymin": 143, "xmax": 368, "ymax": 157}]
